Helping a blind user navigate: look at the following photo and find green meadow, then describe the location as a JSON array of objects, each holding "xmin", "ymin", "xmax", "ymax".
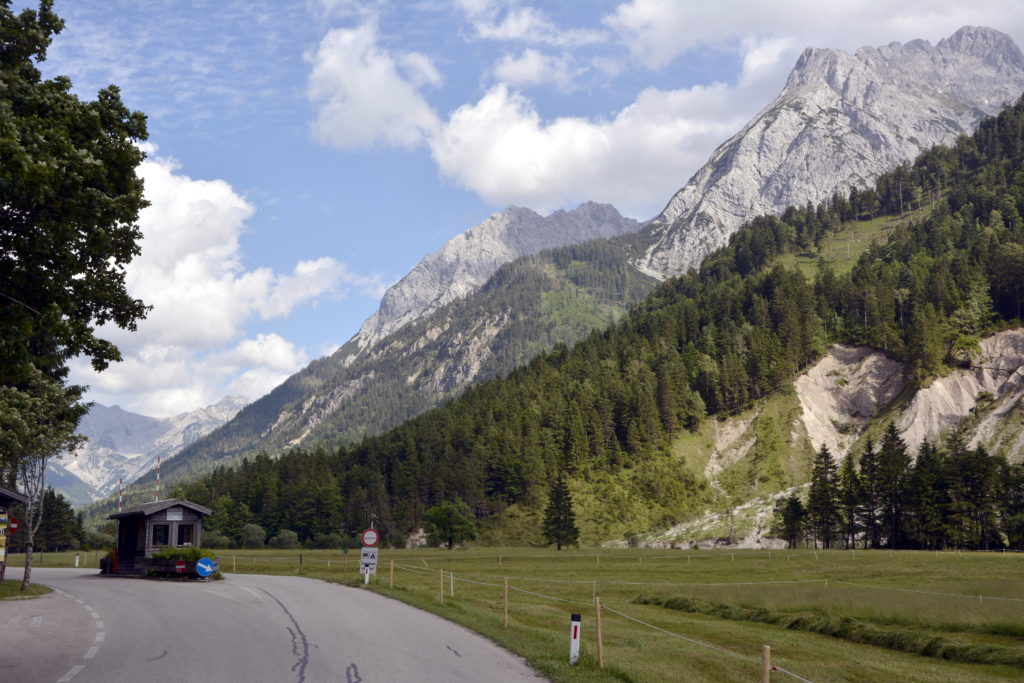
[{"xmin": 12, "ymin": 547, "xmax": 1024, "ymax": 681}]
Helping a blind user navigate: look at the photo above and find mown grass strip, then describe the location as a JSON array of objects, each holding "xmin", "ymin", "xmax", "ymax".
[
  {"xmin": 0, "ymin": 579, "xmax": 52, "ymax": 600},
  {"xmin": 634, "ymin": 594, "xmax": 1024, "ymax": 668}
]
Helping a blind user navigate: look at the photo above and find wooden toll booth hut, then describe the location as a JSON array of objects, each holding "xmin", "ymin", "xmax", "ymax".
[{"xmin": 108, "ymin": 498, "xmax": 212, "ymax": 575}]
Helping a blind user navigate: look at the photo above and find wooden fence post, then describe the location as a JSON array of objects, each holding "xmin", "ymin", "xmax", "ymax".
[
  {"xmin": 595, "ymin": 597, "xmax": 604, "ymax": 669},
  {"xmin": 440, "ymin": 570, "xmax": 445, "ymax": 604},
  {"xmin": 389, "ymin": 559, "xmax": 394, "ymax": 589},
  {"xmin": 761, "ymin": 644, "xmax": 771, "ymax": 682},
  {"xmin": 503, "ymin": 576, "xmax": 509, "ymax": 627}
]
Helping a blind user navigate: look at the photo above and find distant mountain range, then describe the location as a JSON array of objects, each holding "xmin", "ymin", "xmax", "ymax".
[
  {"xmin": 123, "ymin": 26, "xmax": 1024, "ymax": 495},
  {"xmin": 51, "ymin": 397, "xmax": 247, "ymax": 506}
]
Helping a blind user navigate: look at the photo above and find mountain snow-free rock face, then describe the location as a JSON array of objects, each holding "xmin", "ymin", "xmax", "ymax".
[
  {"xmin": 639, "ymin": 26, "xmax": 1024, "ymax": 278},
  {"xmin": 52, "ymin": 396, "xmax": 248, "ymax": 505},
  {"xmin": 345, "ymin": 202, "xmax": 638, "ymax": 360}
]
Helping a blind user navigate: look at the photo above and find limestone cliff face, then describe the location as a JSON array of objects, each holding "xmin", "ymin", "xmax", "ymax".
[
  {"xmin": 639, "ymin": 26, "xmax": 1024, "ymax": 279},
  {"xmin": 345, "ymin": 202, "xmax": 638, "ymax": 361}
]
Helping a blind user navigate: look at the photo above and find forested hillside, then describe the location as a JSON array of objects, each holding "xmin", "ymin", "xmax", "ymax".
[
  {"xmin": 148, "ymin": 233, "xmax": 656, "ymax": 485},
  {"xmin": 173, "ymin": 96, "xmax": 1024, "ymax": 547}
]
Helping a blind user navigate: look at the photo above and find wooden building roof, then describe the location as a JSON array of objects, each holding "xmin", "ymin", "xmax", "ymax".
[
  {"xmin": 0, "ymin": 484, "xmax": 29, "ymax": 507},
  {"xmin": 108, "ymin": 498, "xmax": 212, "ymax": 520}
]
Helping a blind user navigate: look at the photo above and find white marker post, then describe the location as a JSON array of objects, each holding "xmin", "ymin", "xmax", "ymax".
[
  {"xmin": 569, "ymin": 613, "xmax": 582, "ymax": 665},
  {"xmin": 74, "ymin": 553, "xmax": 80, "ymax": 568}
]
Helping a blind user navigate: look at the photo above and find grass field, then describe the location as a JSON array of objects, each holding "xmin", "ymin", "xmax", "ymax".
[{"xmin": 10, "ymin": 547, "xmax": 1024, "ymax": 681}]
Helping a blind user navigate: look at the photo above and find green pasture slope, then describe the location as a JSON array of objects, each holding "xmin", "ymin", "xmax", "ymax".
[{"xmin": 19, "ymin": 548, "xmax": 1024, "ymax": 681}]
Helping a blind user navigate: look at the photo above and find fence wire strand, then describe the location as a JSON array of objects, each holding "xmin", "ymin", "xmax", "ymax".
[{"xmin": 601, "ymin": 604, "xmax": 813, "ymax": 683}]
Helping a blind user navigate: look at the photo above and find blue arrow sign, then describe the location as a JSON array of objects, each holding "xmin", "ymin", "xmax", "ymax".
[{"xmin": 196, "ymin": 557, "xmax": 216, "ymax": 577}]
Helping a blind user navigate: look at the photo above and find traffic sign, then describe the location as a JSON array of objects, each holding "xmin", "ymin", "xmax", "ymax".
[
  {"xmin": 360, "ymin": 546, "xmax": 378, "ymax": 575},
  {"xmin": 196, "ymin": 557, "xmax": 216, "ymax": 577},
  {"xmin": 9, "ymin": 516, "xmax": 17, "ymax": 533},
  {"xmin": 361, "ymin": 528, "xmax": 379, "ymax": 547},
  {"xmin": 175, "ymin": 560, "xmax": 186, "ymax": 574}
]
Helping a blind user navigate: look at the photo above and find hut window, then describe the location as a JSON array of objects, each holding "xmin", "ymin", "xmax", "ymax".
[
  {"xmin": 152, "ymin": 523, "xmax": 170, "ymax": 546},
  {"xmin": 177, "ymin": 524, "xmax": 194, "ymax": 546}
]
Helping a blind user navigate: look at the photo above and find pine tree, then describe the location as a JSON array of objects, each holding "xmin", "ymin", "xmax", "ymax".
[
  {"xmin": 772, "ymin": 494, "xmax": 806, "ymax": 549},
  {"xmin": 877, "ymin": 424, "xmax": 911, "ymax": 548},
  {"xmin": 837, "ymin": 454, "xmax": 861, "ymax": 549},
  {"xmin": 543, "ymin": 472, "xmax": 579, "ymax": 550},
  {"xmin": 807, "ymin": 445, "xmax": 841, "ymax": 548}
]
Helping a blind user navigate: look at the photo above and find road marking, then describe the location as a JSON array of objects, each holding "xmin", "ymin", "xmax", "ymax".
[
  {"xmin": 95, "ymin": 620, "xmax": 104, "ymax": 630},
  {"xmin": 30, "ymin": 616, "xmax": 42, "ymax": 627},
  {"xmin": 84, "ymin": 646, "xmax": 99, "ymax": 659},
  {"xmin": 57, "ymin": 665, "xmax": 84, "ymax": 682},
  {"xmin": 95, "ymin": 632, "xmax": 106, "ymax": 642},
  {"xmin": 5, "ymin": 617, "xmax": 21, "ymax": 627}
]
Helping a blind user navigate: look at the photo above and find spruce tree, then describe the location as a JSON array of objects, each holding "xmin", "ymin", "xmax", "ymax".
[
  {"xmin": 837, "ymin": 454, "xmax": 861, "ymax": 549},
  {"xmin": 807, "ymin": 445, "xmax": 840, "ymax": 548},
  {"xmin": 543, "ymin": 472, "xmax": 579, "ymax": 550}
]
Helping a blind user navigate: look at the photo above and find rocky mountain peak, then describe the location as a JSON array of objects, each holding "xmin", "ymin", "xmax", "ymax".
[
  {"xmin": 640, "ymin": 26, "xmax": 1024, "ymax": 279},
  {"xmin": 342, "ymin": 201, "xmax": 638, "ymax": 361}
]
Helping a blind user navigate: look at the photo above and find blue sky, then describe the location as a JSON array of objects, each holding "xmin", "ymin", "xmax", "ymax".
[{"xmin": 27, "ymin": 0, "xmax": 1024, "ymax": 417}]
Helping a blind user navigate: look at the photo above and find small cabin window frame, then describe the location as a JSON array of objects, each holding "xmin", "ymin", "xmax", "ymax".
[{"xmin": 152, "ymin": 523, "xmax": 170, "ymax": 547}]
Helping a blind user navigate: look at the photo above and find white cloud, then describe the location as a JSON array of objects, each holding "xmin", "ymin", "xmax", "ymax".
[
  {"xmin": 68, "ymin": 150, "xmax": 377, "ymax": 417},
  {"xmin": 457, "ymin": 1, "xmax": 606, "ymax": 46},
  {"xmin": 308, "ymin": 21, "xmax": 441, "ymax": 149},
  {"xmin": 605, "ymin": 0, "xmax": 1024, "ymax": 70},
  {"xmin": 493, "ymin": 49, "xmax": 577, "ymax": 90},
  {"xmin": 430, "ymin": 83, "xmax": 750, "ymax": 217}
]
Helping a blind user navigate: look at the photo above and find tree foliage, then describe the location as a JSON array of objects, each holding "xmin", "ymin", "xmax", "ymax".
[
  {"xmin": 542, "ymin": 472, "xmax": 579, "ymax": 550},
  {"xmin": 424, "ymin": 500, "xmax": 476, "ymax": 549}
]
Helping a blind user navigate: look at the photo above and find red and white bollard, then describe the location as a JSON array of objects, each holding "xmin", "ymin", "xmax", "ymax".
[
  {"xmin": 569, "ymin": 613, "xmax": 581, "ymax": 665},
  {"xmin": 363, "ymin": 566, "xmax": 370, "ymax": 585}
]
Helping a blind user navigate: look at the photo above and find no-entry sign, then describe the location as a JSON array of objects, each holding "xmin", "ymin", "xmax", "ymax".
[
  {"xmin": 175, "ymin": 560, "xmax": 186, "ymax": 574},
  {"xmin": 361, "ymin": 528, "xmax": 379, "ymax": 547}
]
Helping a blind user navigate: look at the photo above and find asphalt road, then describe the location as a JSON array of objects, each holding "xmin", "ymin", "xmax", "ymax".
[{"xmin": 1, "ymin": 568, "xmax": 544, "ymax": 683}]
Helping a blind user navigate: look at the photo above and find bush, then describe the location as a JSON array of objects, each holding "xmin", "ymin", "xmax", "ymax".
[
  {"xmin": 268, "ymin": 529, "xmax": 299, "ymax": 549},
  {"xmin": 152, "ymin": 547, "xmax": 216, "ymax": 562},
  {"xmin": 311, "ymin": 532, "xmax": 343, "ymax": 549},
  {"xmin": 240, "ymin": 524, "xmax": 266, "ymax": 549},
  {"xmin": 202, "ymin": 532, "xmax": 232, "ymax": 549}
]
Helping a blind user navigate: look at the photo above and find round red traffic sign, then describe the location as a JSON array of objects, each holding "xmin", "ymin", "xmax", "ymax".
[
  {"xmin": 175, "ymin": 560, "xmax": 186, "ymax": 574},
  {"xmin": 361, "ymin": 528, "xmax": 379, "ymax": 547},
  {"xmin": 9, "ymin": 516, "xmax": 18, "ymax": 532}
]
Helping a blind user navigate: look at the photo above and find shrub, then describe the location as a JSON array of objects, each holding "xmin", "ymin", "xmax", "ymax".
[
  {"xmin": 269, "ymin": 529, "xmax": 299, "ymax": 549},
  {"xmin": 202, "ymin": 532, "xmax": 232, "ymax": 548},
  {"xmin": 152, "ymin": 547, "xmax": 216, "ymax": 562},
  {"xmin": 311, "ymin": 532, "xmax": 343, "ymax": 549},
  {"xmin": 240, "ymin": 524, "xmax": 266, "ymax": 549}
]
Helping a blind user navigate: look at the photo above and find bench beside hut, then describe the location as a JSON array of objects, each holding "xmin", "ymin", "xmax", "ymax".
[{"xmin": 108, "ymin": 498, "xmax": 212, "ymax": 575}]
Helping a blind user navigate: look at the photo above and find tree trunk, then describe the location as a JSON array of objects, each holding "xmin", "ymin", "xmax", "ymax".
[{"xmin": 20, "ymin": 541, "xmax": 33, "ymax": 591}]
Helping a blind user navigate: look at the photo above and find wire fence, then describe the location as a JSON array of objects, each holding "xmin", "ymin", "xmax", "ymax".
[{"xmin": 388, "ymin": 562, "xmax": 815, "ymax": 681}]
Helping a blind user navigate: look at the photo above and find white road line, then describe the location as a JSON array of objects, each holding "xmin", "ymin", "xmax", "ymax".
[
  {"xmin": 56, "ymin": 664, "xmax": 84, "ymax": 682},
  {"xmin": 30, "ymin": 616, "xmax": 42, "ymax": 627},
  {"xmin": 5, "ymin": 617, "xmax": 21, "ymax": 627},
  {"xmin": 95, "ymin": 620, "xmax": 104, "ymax": 630},
  {"xmin": 75, "ymin": 599, "xmax": 84, "ymax": 605},
  {"xmin": 95, "ymin": 632, "xmax": 105, "ymax": 643},
  {"xmin": 84, "ymin": 646, "xmax": 99, "ymax": 659}
]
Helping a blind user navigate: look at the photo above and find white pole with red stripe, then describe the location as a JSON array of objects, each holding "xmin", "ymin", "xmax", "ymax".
[
  {"xmin": 155, "ymin": 456, "xmax": 161, "ymax": 502},
  {"xmin": 118, "ymin": 477, "xmax": 123, "ymax": 512},
  {"xmin": 569, "ymin": 613, "xmax": 581, "ymax": 665}
]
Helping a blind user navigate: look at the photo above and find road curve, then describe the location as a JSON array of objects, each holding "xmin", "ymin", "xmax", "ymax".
[{"xmin": 1, "ymin": 568, "xmax": 544, "ymax": 683}]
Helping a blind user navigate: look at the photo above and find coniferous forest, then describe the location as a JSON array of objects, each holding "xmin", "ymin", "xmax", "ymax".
[{"xmin": 170, "ymin": 96, "xmax": 1024, "ymax": 549}]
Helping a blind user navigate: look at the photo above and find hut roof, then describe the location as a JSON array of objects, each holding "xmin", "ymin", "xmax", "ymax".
[
  {"xmin": 108, "ymin": 498, "xmax": 212, "ymax": 520},
  {"xmin": 0, "ymin": 484, "xmax": 29, "ymax": 506}
]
